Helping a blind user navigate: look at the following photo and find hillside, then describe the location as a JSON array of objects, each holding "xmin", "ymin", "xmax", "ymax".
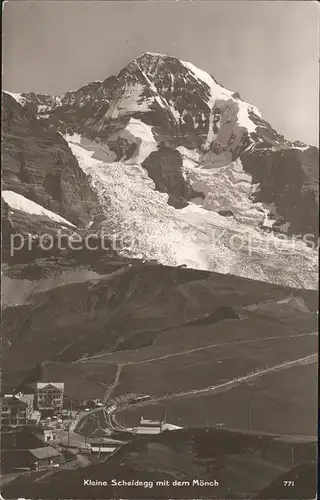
[
  {"xmin": 2, "ymin": 427, "xmax": 316, "ymax": 499},
  {"xmin": 2, "ymin": 255, "xmax": 317, "ymax": 454},
  {"xmin": 2, "ymin": 257, "xmax": 317, "ymax": 378}
]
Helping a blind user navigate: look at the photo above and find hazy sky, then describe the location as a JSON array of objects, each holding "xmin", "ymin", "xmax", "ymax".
[{"xmin": 2, "ymin": 1, "xmax": 319, "ymax": 145}]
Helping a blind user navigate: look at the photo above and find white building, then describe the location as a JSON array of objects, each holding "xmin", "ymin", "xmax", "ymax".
[
  {"xmin": 131, "ymin": 415, "xmax": 182, "ymax": 435},
  {"xmin": 36, "ymin": 383, "xmax": 64, "ymax": 412}
]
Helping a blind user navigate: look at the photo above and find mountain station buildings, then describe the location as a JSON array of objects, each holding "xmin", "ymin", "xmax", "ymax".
[{"xmin": 36, "ymin": 383, "xmax": 64, "ymax": 412}]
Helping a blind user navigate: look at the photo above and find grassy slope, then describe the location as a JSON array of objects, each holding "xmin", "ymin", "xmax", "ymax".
[
  {"xmin": 2, "ymin": 263, "xmax": 317, "ymax": 370},
  {"xmin": 117, "ymin": 362, "xmax": 318, "ymax": 437}
]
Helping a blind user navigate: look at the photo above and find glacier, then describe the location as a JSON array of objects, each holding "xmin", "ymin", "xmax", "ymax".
[{"xmin": 66, "ymin": 134, "xmax": 317, "ymax": 289}]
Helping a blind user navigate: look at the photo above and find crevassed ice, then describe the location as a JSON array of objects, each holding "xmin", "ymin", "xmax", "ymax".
[{"xmin": 67, "ymin": 137, "xmax": 317, "ymax": 289}]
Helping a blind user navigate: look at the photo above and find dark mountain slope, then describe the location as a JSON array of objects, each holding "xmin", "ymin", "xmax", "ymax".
[
  {"xmin": 2, "ymin": 92, "xmax": 101, "ymax": 229},
  {"xmin": 2, "ymin": 256, "xmax": 317, "ymax": 382}
]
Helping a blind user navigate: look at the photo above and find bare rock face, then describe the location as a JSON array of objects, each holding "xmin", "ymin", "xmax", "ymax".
[
  {"xmin": 142, "ymin": 143, "xmax": 204, "ymax": 208},
  {"xmin": 2, "ymin": 92, "xmax": 101, "ymax": 229},
  {"xmin": 241, "ymin": 146, "xmax": 319, "ymax": 238}
]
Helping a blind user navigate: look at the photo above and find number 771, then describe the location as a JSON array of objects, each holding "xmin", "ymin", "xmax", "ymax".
[{"xmin": 283, "ymin": 481, "xmax": 295, "ymax": 486}]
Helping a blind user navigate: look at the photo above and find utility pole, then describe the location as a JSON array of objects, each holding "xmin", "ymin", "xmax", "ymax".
[
  {"xmin": 67, "ymin": 422, "xmax": 70, "ymax": 448},
  {"xmin": 67, "ymin": 397, "xmax": 72, "ymax": 447},
  {"xmin": 247, "ymin": 390, "xmax": 252, "ymax": 431},
  {"xmin": 241, "ymin": 380, "xmax": 252, "ymax": 431},
  {"xmin": 291, "ymin": 443, "xmax": 299, "ymax": 479}
]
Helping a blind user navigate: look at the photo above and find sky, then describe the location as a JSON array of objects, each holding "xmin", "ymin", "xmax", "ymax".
[{"xmin": 2, "ymin": 1, "xmax": 319, "ymax": 145}]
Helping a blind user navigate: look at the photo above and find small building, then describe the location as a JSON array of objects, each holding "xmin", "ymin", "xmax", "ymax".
[
  {"xmin": 0, "ymin": 395, "xmax": 28, "ymax": 427},
  {"xmin": 90, "ymin": 444, "xmax": 118, "ymax": 454},
  {"xmin": 94, "ymin": 399, "xmax": 104, "ymax": 407},
  {"xmin": 83, "ymin": 435, "xmax": 124, "ymax": 454},
  {"xmin": 132, "ymin": 415, "xmax": 182, "ymax": 435},
  {"xmin": 132, "ymin": 416, "xmax": 163, "ymax": 435},
  {"xmin": 27, "ymin": 411, "xmax": 42, "ymax": 425},
  {"xmin": 36, "ymin": 382, "xmax": 64, "ymax": 412},
  {"xmin": 35, "ymin": 427, "xmax": 57, "ymax": 444},
  {"xmin": 28, "ymin": 446, "xmax": 62, "ymax": 469},
  {"xmin": 86, "ymin": 440, "xmax": 119, "ymax": 454}
]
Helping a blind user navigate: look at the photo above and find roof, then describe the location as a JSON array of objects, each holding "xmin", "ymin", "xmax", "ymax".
[
  {"xmin": 162, "ymin": 423, "xmax": 183, "ymax": 431},
  {"xmin": 140, "ymin": 418, "xmax": 162, "ymax": 426},
  {"xmin": 88, "ymin": 438, "xmax": 126, "ymax": 445},
  {"xmin": 1, "ymin": 395, "xmax": 28, "ymax": 407},
  {"xmin": 37, "ymin": 382, "xmax": 64, "ymax": 390},
  {"xmin": 29, "ymin": 411, "xmax": 41, "ymax": 419},
  {"xmin": 29, "ymin": 447, "xmax": 61, "ymax": 460},
  {"xmin": 134, "ymin": 427, "xmax": 161, "ymax": 434},
  {"xmin": 90, "ymin": 446, "xmax": 118, "ymax": 452}
]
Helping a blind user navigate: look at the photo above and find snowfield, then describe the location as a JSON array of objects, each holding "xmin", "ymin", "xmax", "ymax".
[
  {"xmin": 66, "ymin": 135, "xmax": 317, "ymax": 289},
  {"xmin": 181, "ymin": 59, "xmax": 261, "ymax": 135},
  {"xmin": 120, "ymin": 118, "xmax": 159, "ymax": 164},
  {"xmin": 2, "ymin": 191, "xmax": 76, "ymax": 228}
]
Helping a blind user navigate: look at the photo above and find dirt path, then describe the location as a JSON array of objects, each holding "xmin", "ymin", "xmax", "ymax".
[
  {"xmin": 79, "ymin": 331, "xmax": 316, "ymax": 364},
  {"xmin": 103, "ymin": 363, "xmax": 124, "ymax": 403},
  {"xmin": 150, "ymin": 353, "xmax": 318, "ymax": 402},
  {"xmin": 129, "ymin": 332, "xmax": 316, "ymax": 365},
  {"xmin": 110, "ymin": 353, "xmax": 317, "ymax": 432},
  {"xmin": 82, "ymin": 332, "xmax": 316, "ymax": 406},
  {"xmin": 112, "ymin": 353, "xmax": 317, "ymax": 414}
]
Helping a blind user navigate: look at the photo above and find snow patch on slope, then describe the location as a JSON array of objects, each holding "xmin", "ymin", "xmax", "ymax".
[
  {"xmin": 181, "ymin": 61, "xmax": 233, "ymax": 101},
  {"xmin": 122, "ymin": 118, "xmax": 159, "ymax": 164},
  {"xmin": 104, "ymin": 83, "xmax": 153, "ymax": 122},
  {"xmin": 65, "ymin": 132, "xmax": 82, "ymax": 144},
  {"xmin": 2, "ymin": 191, "xmax": 76, "ymax": 228},
  {"xmin": 2, "ymin": 270, "xmax": 104, "ymax": 308},
  {"xmin": 181, "ymin": 60, "xmax": 261, "ymax": 136},
  {"xmin": 177, "ymin": 146, "xmax": 201, "ymax": 170},
  {"xmin": 125, "ymin": 118, "xmax": 154, "ymax": 142},
  {"xmin": 237, "ymin": 104, "xmax": 257, "ymax": 133}
]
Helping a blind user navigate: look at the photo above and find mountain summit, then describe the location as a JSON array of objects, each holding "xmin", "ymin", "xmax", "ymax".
[{"xmin": 2, "ymin": 53, "xmax": 318, "ymax": 288}]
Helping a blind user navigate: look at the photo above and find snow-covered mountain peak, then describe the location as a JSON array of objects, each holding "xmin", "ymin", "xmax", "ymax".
[
  {"xmin": 137, "ymin": 51, "xmax": 168, "ymax": 58},
  {"xmin": 2, "ymin": 54, "xmax": 318, "ymax": 290}
]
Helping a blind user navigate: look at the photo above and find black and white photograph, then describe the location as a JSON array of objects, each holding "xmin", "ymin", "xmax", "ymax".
[{"xmin": 1, "ymin": 1, "xmax": 319, "ymax": 499}]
